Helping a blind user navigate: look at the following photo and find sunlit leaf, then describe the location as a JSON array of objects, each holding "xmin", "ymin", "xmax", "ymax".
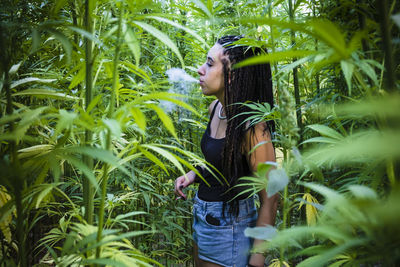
[
  {"xmin": 130, "ymin": 107, "xmax": 147, "ymax": 132},
  {"xmin": 267, "ymin": 169, "xmax": 289, "ymax": 197},
  {"xmin": 46, "ymin": 29, "xmax": 72, "ymax": 62},
  {"xmin": 244, "ymin": 225, "xmax": 277, "ymax": 240},
  {"xmin": 307, "ymin": 124, "xmax": 343, "ymax": 140},
  {"xmin": 69, "ymin": 63, "xmax": 86, "ymax": 89},
  {"xmin": 11, "ymin": 77, "xmax": 57, "ymax": 89},
  {"xmin": 132, "ymin": 21, "xmax": 184, "ymax": 67},
  {"xmin": 146, "ymin": 16, "xmax": 208, "ymax": 46},
  {"xmin": 139, "ymin": 147, "xmax": 169, "ymax": 174},
  {"xmin": 347, "ymin": 185, "xmax": 377, "ymax": 200},
  {"xmin": 125, "ymin": 27, "xmax": 141, "ymax": 66},
  {"xmin": 9, "ymin": 62, "xmax": 22, "ymax": 76},
  {"xmin": 340, "ymin": 60, "xmax": 354, "ymax": 95},
  {"xmin": 141, "ymin": 144, "xmax": 186, "ymax": 175},
  {"xmin": 235, "ymin": 50, "xmax": 316, "ymax": 68},
  {"xmin": 103, "ymin": 118, "xmax": 122, "ymax": 139},
  {"xmin": 190, "ymin": 0, "xmax": 212, "ymax": 18},
  {"xmin": 147, "ymin": 104, "xmax": 178, "ymax": 140},
  {"xmin": 392, "ymin": 13, "xmax": 400, "ymax": 28},
  {"xmin": 13, "ymin": 89, "xmax": 80, "ymax": 101}
]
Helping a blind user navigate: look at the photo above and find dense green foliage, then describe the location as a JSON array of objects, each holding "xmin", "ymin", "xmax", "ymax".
[{"xmin": 0, "ymin": 0, "xmax": 399, "ymax": 266}]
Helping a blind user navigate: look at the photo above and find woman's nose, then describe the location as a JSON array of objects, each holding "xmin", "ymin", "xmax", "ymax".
[{"xmin": 197, "ymin": 64, "xmax": 205, "ymax": 76}]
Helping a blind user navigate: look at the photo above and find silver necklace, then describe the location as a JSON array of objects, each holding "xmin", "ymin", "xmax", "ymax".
[{"xmin": 218, "ymin": 105, "xmax": 227, "ymax": 120}]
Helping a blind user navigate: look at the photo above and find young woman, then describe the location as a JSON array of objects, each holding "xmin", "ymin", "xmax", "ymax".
[{"xmin": 174, "ymin": 35, "xmax": 278, "ymax": 267}]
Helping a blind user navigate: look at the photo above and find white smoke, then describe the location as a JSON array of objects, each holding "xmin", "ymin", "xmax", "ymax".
[
  {"xmin": 160, "ymin": 68, "xmax": 198, "ymax": 115},
  {"xmin": 166, "ymin": 68, "xmax": 198, "ymax": 83}
]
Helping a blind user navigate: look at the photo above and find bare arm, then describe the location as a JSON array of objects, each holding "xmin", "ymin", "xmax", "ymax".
[
  {"xmin": 246, "ymin": 123, "xmax": 278, "ymax": 267},
  {"xmin": 174, "ymin": 100, "xmax": 218, "ymax": 199}
]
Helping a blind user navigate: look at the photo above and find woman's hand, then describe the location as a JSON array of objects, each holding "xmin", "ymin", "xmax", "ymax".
[
  {"xmin": 248, "ymin": 253, "xmax": 265, "ymax": 267},
  {"xmin": 174, "ymin": 170, "xmax": 196, "ymax": 200}
]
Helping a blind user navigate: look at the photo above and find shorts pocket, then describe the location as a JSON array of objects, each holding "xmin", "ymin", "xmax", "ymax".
[{"xmin": 201, "ymin": 211, "xmax": 232, "ymax": 229}]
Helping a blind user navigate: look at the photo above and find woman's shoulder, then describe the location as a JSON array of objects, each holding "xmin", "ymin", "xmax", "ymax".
[
  {"xmin": 208, "ymin": 99, "xmax": 219, "ymax": 115},
  {"xmin": 244, "ymin": 121, "xmax": 272, "ymax": 143}
]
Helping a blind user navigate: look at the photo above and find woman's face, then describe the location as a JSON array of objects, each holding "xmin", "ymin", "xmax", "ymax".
[{"xmin": 197, "ymin": 43, "xmax": 225, "ymax": 99}]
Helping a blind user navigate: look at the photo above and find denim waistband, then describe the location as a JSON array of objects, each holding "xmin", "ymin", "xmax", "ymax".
[{"xmin": 194, "ymin": 193, "xmax": 256, "ymax": 215}]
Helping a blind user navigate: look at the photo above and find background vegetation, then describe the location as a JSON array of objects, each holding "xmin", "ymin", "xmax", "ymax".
[{"xmin": 0, "ymin": 0, "xmax": 399, "ymax": 266}]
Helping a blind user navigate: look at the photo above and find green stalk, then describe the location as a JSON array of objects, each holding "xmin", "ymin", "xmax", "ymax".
[
  {"xmin": 312, "ymin": 0, "xmax": 320, "ymax": 96},
  {"xmin": 268, "ymin": 1, "xmax": 286, "ymax": 261},
  {"xmin": 280, "ymin": 149, "xmax": 289, "ymax": 263},
  {"xmin": 83, "ymin": 0, "xmax": 94, "ymax": 225},
  {"xmin": 96, "ymin": 5, "xmax": 123, "ymax": 259},
  {"xmin": 377, "ymin": 0, "xmax": 396, "ymax": 92},
  {"xmin": 377, "ymin": 0, "xmax": 399, "ymax": 184},
  {"xmin": 288, "ymin": 0, "xmax": 302, "ymax": 143},
  {"xmin": 7, "ymin": 75, "xmax": 27, "ymax": 267},
  {"xmin": 268, "ymin": 0, "xmax": 280, "ymax": 92},
  {"xmin": 1, "ymin": 23, "xmax": 27, "ymax": 267}
]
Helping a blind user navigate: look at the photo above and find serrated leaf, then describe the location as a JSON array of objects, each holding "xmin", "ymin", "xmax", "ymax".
[
  {"xmin": 132, "ymin": 92, "xmax": 199, "ymax": 116},
  {"xmin": 147, "ymin": 16, "xmax": 207, "ymax": 46},
  {"xmin": 256, "ymin": 161, "xmax": 276, "ymax": 178},
  {"xmin": 307, "ymin": 124, "xmax": 343, "ymax": 140},
  {"xmin": 102, "ymin": 118, "xmax": 122, "ymax": 138},
  {"xmin": 115, "ymin": 211, "xmax": 146, "ymax": 221},
  {"xmin": 147, "ymin": 104, "xmax": 178, "ymax": 140},
  {"xmin": 87, "ymin": 94, "xmax": 103, "ymax": 113},
  {"xmin": 63, "ymin": 146, "xmax": 129, "ymax": 176},
  {"xmin": 358, "ymin": 60, "xmax": 378, "ymax": 86},
  {"xmin": 125, "ymin": 27, "xmax": 141, "ymax": 66},
  {"xmin": 69, "ymin": 63, "xmax": 85, "ymax": 89},
  {"xmin": 302, "ymin": 136, "xmax": 340, "ymax": 145},
  {"xmin": 141, "ymin": 144, "xmax": 185, "ymax": 175},
  {"xmin": 139, "ymin": 148, "xmax": 169, "ymax": 174},
  {"xmin": 55, "ymin": 110, "xmax": 77, "ymax": 137},
  {"xmin": 120, "ymin": 61, "xmax": 151, "ymax": 83},
  {"xmin": 309, "ymin": 19, "xmax": 347, "ymax": 58},
  {"xmin": 46, "ymin": 29, "xmax": 72, "ymax": 62},
  {"xmin": 11, "ymin": 77, "xmax": 57, "ymax": 89},
  {"xmin": 35, "ymin": 184, "xmax": 55, "ymax": 209},
  {"xmin": 235, "ymin": 50, "xmax": 316, "ymax": 68},
  {"xmin": 67, "ymin": 26, "xmax": 104, "ymax": 47},
  {"xmin": 267, "ymin": 169, "xmax": 289, "ymax": 197},
  {"xmin": 191, "ymin": 0, "xmax": 212, "ymax": 18},
  {"xmin": 244, "ymin": 225, "xmax": 277, "ymax": 240},
  {"xmin": 9, "ymin": 62, "xmax": 22, "ymax": 75},
  {"xmin": 130, "ymin": 107, "xmax": 147, "ymax": 132},
  {"xmin": 392, "ymin": 13, "xmax": 400, "ymax": 28},
  {"xmin": 304, "ymin": 183, "xmax": 343, "ymax": 201},
  {"xmin": 51, "ymin": 0, "xmax": 68, "ymax": 15},
  {"xmin": 63, "ymin": 155, "xmax": 98, "ymax": 191},
  {"xmin": 347, "ymin": 185, "xmax": 377, "ymax": 199},
  {"xmin": 304, "ymin": 129, "xmax": 400, "ymax": 166},
  {"xmin": 133, "ymin": 21, "xmax": 184, "ymax": 67},
  {"xmin": 13, "ymin": 89, "xmax": 79, "ymax": 101},
  {"xmin": 340, "ymin": 60, "xmax": 354, "ymax": 95}
]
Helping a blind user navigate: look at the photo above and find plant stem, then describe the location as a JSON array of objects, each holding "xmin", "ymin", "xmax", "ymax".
[
  {"xmin": 83, "ymin": 0, "xmax": 94, "ymax": 225},
  {"xmin": 377, "ymin": 0, "xmax": 396, "ymax": 92},
  {"xmin": 1, "ymin": 22, "xmax": 27, "ymax": 267},
  {"xmin": 96, "ymin": 5, "xmax": 123, "ymax": 259},
  {"xmin": 280, "ymin": 148, "xmax": 289, "ymax": 263},
  {"xmin": 288, "ymin": 0, "xmax": 303, "ymax": 143}
]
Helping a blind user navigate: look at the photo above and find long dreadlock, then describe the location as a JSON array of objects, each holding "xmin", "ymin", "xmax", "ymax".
[{"xmin": 217, "ymin": 35, "xmax": 275, "ymax": 216}]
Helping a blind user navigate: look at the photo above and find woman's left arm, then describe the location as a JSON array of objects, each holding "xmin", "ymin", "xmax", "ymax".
[{"xmin": 246, "ymin": 123, "xmax": 279, "ymax": 267}]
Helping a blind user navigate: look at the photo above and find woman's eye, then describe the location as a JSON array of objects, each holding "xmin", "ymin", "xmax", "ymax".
[{"xmin": 206, "ymin": 62, "xmax": 212, "ymax": 67}]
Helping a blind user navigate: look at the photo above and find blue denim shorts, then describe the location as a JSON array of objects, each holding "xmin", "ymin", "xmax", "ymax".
[{"xmin": 192, "ymin": 194, "xmax": 258, "ymax": 267}]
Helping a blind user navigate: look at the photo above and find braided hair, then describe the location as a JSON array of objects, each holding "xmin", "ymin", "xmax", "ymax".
[{"xmin": 217, "ymin": 35, "xmax": 274, "ymax": 215}]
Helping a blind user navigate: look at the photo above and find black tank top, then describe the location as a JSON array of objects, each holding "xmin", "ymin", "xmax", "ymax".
[{"xmin": 197, "ymin": 101, "xmax": 252, "ymax": 201}]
